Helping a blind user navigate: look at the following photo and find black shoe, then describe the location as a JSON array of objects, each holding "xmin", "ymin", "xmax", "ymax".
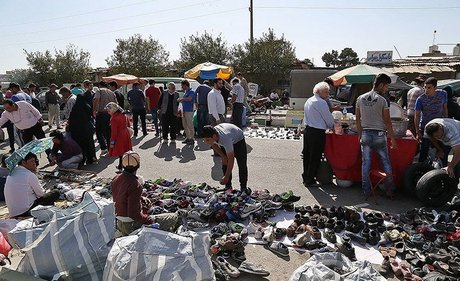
[
  {"xmin": 336, "ymin": 242, "xmax": 356, "ymax": 261},
  {"xmin": 324, "ymin": 228, "xmax": 337, "ymax": 243}
]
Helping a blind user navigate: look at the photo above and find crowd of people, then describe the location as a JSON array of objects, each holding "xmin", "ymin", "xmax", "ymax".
[
  {"xmin": 0, "ymin": 74, "xmax": 254, "ymax": 228},
  {"xmin": 302, "ymin": 74, "xmax": 460, "ymax": 201}
]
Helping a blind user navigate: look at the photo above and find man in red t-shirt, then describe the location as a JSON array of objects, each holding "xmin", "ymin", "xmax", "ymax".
[{"xmin": 145, "ymin": 79, "xmax": 161, "ymax": 136}]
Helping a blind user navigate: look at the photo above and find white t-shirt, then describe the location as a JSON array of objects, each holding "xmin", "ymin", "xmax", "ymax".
[{"xmin": 4, "ymin": 166, "xmax": 45, "ymax": 217}]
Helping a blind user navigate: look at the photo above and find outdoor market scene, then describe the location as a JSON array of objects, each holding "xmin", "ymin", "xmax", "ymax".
[{"xmin": 0, "ymin": 1, "xmax": 460, "ymax": 280}]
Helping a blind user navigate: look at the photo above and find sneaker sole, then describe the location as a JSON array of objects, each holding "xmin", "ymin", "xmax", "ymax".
[{"xmin": 267, "ymin": 245, "xmax": 289, "ymax": 257}]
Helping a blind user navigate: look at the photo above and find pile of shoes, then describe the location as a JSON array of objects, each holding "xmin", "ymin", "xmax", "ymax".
[
  {"xmin": 376, "ymin": 208, "xmax": 460, "ymax": 280},
  {"xmin": 244, "ymin": 127, "xmax": 302, "ymax": 140},
  {"xmin": 139, "ymin": 178, "xmax": 301, "ymax": 279}
]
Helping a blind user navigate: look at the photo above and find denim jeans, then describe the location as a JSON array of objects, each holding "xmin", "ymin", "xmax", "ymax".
[
  {"xmin": 150, "ymin": 108, "xmax": 159, "ymax": 133},
  {"xmin": 360, "ymin": 130, "xmax": 395, "ymax": 195}
]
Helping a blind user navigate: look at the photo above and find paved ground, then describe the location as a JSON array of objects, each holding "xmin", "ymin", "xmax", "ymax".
[{"xmin": 0, "ymin": 129, "xmax": 422, "ymax": 280}]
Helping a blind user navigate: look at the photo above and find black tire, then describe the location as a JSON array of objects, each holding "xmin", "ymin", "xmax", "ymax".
[
  {"xmin": 402, "ymin": 163, "xmax": 434, "ymax": 196},
  {"xmin": 416, "ymin": 169, "xmax": 459, "ymax": 207}
]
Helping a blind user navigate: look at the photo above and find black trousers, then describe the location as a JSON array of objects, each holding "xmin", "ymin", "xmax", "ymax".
[
  {"xmin": 132, "ymin": 108, "xmax": 147, "ymax": 136},
  {"xmin": 22, "ymin": 122, "xmax": 46, "ymax": 144},
  {"xmin": 419, "ymin": 137, "xmax": 450, "ymax": 167},
  {"xmin": 220, "ymin": 139, "xmax": 248, "ymax": 190},
  {"xmin": 1, "ymin": 121, "xmax": 14, "ymax": 150},
  {"xmin": 161, "ymin": 113, "xmax": 177, "ymax": 140},
  {"xmin": 95, "ymin": 112, "xmax": 111, "ymax": 150},
  {"xmin": 15, "ymin": 190, "xmax": 61, "ymax": 218},
  {"xmin": 302, "ymin": 126, "xmax": 326, "ymax": 184},
  {"xmin": 231, "ymin": 103, "xmax": 244, "ymax": 129}
]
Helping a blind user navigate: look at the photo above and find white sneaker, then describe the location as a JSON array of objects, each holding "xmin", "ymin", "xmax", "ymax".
[
  {"xmin": 262, "ymin": 226, "xmax": 274, "ymax": 242},
  {"xmin": 293, "ymin": 232, "xmax": 312, "ymax": 247},
  {"xmin": 100, "ymin": 149, "xmax": 108, "ymax": 155}
]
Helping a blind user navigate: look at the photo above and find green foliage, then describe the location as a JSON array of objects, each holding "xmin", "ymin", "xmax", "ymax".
[
  {"xmin": 338, "ymin": 47, "xmax": 359, "ymax": 67},
  {"xmin": 8, "ymin": 69, "xmax": 35, "ymax": 87},
  {"xmin": 322, "ymin": 48, "xmax": 359, "ymax": 68},
  {"xmin": 176, "ymin": 31, "xmax": 230, "ymax": 72},
  {"xmin": 321, "ymin": 50, "xmax": 339, "ymax": 67},
  {"xmin": 106, "ymin": 34, "xmax": 169, "ymax": 77},
  {"xmin": 54, "ymin": 44, "xmax": 91, "ymax": 84},
  {"xmin": 231, "ymin": 28, "xmax": 296, "ymax": 94},
  {"xmin": 24, "ymin": 44, "xmax": 91, "ymax": 86}
]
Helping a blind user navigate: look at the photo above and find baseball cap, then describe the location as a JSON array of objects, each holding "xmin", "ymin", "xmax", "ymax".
[
  {"xmin": 50, "ymin": 83, "xmax": 58, "ymax": 88},
  {"xmin": 122, "ymin": 151, "xmax": 140, "ymax": 168}
]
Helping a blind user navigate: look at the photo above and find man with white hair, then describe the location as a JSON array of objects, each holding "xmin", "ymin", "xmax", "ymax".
[{"xmin": 302, "ymin": 81, "xmax": 335, "ymax": 187}]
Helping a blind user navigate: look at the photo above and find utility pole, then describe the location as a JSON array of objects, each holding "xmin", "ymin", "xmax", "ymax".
[
  {"xmin": 249, "ymin": 0, "xmax": 254, "ymax": 74},
  {"xmin": 250, "ymin": 0, "xmax": 254, "ymax": 47}
]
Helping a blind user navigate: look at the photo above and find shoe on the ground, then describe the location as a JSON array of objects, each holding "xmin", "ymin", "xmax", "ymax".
[
  {"xmin": 187, "ymin": 209, "xmax": 205, "ymax": 222},
  {"xmin": 228, "ymin": 221, "xmax": 245, "ymax": 233},
  {"xmin": 267, "ymin": 241, "xmax": 289, "ymax": 257},
  {"xmin": 216, "ymin": 256, "xmax": 240, "ymax": 278},
  {"xmin": 280, "ymin": 190, "xmax": 301, "ymax": 204},
  {"xmin": 181, "ymin": 139, "xmax": 189, "ymax": 144},
  {"xmin": 186, "ymin": 221, "xmax": 209, "ymax": 229},
  {"xmin": 170, "ymin": 139, "xmax": 176, "ymax": 143},
  {"xmin": 379, "ymin": 256, "xmax": 392, "ymax": 278},
  {"xmin": 293, "ymin": 231, "xmax": 311, "ymax": 247},
  {"xmin": 263, "ymin": 226, "xmax": 275, "ymax": 242},
  {"xmin": 336, "ymin": 242, "xmax": 356, "ymax": 261},
  {"xmin": 238, "ymin": 261, "xmax": 270, "ymax": 277},
  {"xmin": 240, "ymin": 202, "xmax": 263, "ymax": 218},
  {"xmin": 100, "ymin": 149, "xmax": 108, "ymax": 155},
  {"xmin": 262, "ymin": 200, "xmax": 282, "ymax": 210},
  {"xmin": 324, "ymin": 228, "xmax": 337, "ymax": 243},
  {"xmin": 231, "ymin": 251, "xmax": 246, "ymax": 263}
]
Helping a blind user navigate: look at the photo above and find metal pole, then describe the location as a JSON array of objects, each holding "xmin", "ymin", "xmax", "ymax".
[{"xmin": 250, "ymin": 0, "xmax": 254, "ymax": 47}]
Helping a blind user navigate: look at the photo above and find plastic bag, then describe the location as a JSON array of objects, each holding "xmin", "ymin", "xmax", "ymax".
[
  {"xmin": 0, "ymin": 232, "xmax": 11, "ymax": 256},
  {"xmin": 177, "ymin": 102, "xmax": 183, "ymax": 117}
]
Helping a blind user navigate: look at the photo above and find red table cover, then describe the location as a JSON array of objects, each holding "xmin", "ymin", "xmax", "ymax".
[{"xmin": 324, "ymin": 133, "xmax": 418, "ymax": 187}]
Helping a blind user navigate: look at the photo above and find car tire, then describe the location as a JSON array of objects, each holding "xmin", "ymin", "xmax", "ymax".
[
  {"xmin": 416, "ymin": 169, "xmax": 459, "ymax": 207},
  {"xmin": 402, "ymin": 163, "xmax": 434, "ymax": 196}
]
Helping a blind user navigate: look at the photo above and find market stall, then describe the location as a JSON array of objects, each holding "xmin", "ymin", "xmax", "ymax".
[{"xmin": 324, "ymin": 132, "xmax": 418, "ymax": 187}]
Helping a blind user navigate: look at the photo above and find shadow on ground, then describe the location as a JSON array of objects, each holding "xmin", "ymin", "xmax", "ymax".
[
  {"xmin": 154, "ymin": 141, "xmax": 181, "ymax": 161},
  {"xmin": 308, "ymin": 182, "xmax": 422, "ymax": 214}
]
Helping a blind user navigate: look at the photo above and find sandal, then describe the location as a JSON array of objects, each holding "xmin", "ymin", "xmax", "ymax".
[{"xmin": 379, "ymin": 246, "xmax": 397, "ymax": 258}]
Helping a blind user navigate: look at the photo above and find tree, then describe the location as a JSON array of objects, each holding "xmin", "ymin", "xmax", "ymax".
[
  {"xmin": 321, "ymin": 50, "xmax": 339, "ymax": 67},
  {"xmin": 106, "ymin": 34, "xmax": 169, "ymax": 77},
  {"xmin": 8, "ymin": 69, "xmax": 34, "ymax": 87},
  {"xmin": 231, "ymin": 28, "xmax": 296, "ymax": 94},
  {"xmin": 24, "ymin": 44, "xmax": 91, "ymax": 86},
  {"xmin": 301, "ymin": 58, "xmax": 315, "ymax": 68},
  {"xmin": 54, "ymin": 44, "xmax": 91, "ymax": 84},
  {"xmin": 338, "ymin": 47, "xmax": 359, "ymax": 67},
  {"xmin": 177, "ymin": 31, "xmax": 230, "ymax": 71},
  {"xmin": 24, "ymin": 49, "xmax": 54, "ymax": 86}
]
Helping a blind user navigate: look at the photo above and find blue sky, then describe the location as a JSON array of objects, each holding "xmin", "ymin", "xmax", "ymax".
[{"xmin": 0, "ymin": 0, "xmax": 459, "ymax": 73}]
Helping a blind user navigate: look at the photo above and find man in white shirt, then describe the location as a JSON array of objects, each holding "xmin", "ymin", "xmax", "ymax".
[
  {"xmin": 302, "ymin": 81, "xmax": 335, "ymax": 187},
  {"xmin": 4, "ymin": 152, "xmax": 60, "ymax": 218},
  {"xmin": 207, "ymin": 78, "xmax": 226, "ymax": 126},
  {"xmin": 0, "ymin": 99, "xmax": 46, "ymax": 144},
  {"xmin": 60, "ymin": 87, "xmax": 76, "ymax": 120},
  {"xmin": 230, "ymin": 79, "xmax": 245, "ymax": 129}
]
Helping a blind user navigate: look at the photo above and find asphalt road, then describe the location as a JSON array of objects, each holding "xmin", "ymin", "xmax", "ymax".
[{"xmin": 1, "ymin": 128, "xmax": 421, "ymax": 280}]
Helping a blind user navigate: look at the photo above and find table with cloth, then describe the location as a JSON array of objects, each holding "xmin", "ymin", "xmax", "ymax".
[{"xmin": 324, "ymin": 133, "xmax": 418, "ymax": 187}]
